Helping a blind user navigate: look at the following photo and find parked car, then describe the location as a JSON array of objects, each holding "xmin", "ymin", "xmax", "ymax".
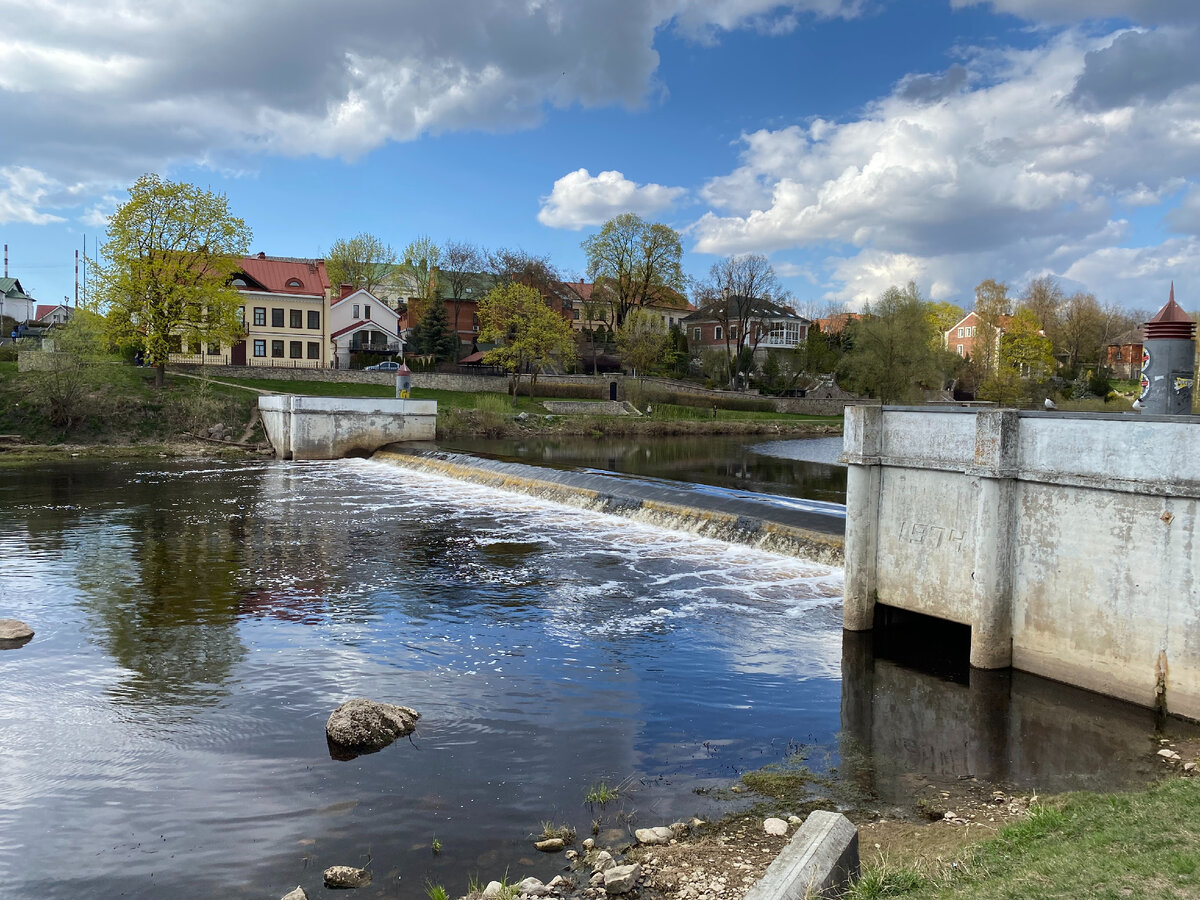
[{"xmin": 364, "ymin": 360, "xmax": 401, "ymax": 372}]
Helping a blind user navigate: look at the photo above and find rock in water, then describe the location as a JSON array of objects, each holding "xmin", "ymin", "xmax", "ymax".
[
  {"xmin": 326, "ymin": 699, "xmax": 419, "ymax": 759},
  {"xmin": 634, "ymin": 826, "xmax": 674, "ymax": 845},
  {"xmin": 0, "ymin": 619, "xmax": 33, "ymax": 648},
  {"xmin": 323, "ymin": 866, "xmax": 372, "ymax": 889},
  {"xmin": 280, "ymin": 888, "xmax": 308, "ymax": 900},
  {"xmin": 535, "ymin": 837, "xmax": 565, "ymax": 852}
]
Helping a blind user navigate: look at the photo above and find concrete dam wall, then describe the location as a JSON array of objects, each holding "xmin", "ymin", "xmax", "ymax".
[
  {"xmin": 843, "ymin": 405, "xmax": 1200, "ymax": 720},
  {"xmin": 260, "ymin": 395, "xmax": 437, "ymax": 460}
]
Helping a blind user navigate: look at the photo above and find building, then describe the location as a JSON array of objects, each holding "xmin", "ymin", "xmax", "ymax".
[
  {"xmin": 944, "ymin": 310, "xmax": 1012, "ymax": 364},
  {"xmin": 681, "ymin": 295, "xmax": 810, "ymax": 355},
  {"xmin": 329, "ymin": 286, "xmax": 402, "ymax": 369},
  {"xmin": 168, "ymin": 254, "xmax": 331, "ymax": 367},
  {"xmin": 33, "ymin": 303, "xmax": 72, "ymax": 326},
  {"xmin": 1105, "ymin": 326, "xmax": 1144, "ymax": 380},
  {"xmin": 815, "ymin": 312, "xmax": 862, "ymax": 335},
  {"xmin": 0, "ymin": 277, "xmax": 36, "ymax": 327}
]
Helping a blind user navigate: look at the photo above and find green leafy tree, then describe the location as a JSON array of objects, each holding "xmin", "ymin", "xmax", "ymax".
[
  {"xmin": 666, "ymin": 323, "xmax": 690, "ymax": 377},
  {"xmin": 478, "ymin": 282, "xmax": 577, "ymax": 399},
  {"xmin": 325, "ymin": 232, "xmax": 398, "ymax": 295},
  {"xmin": 841, "ymin": 282, "xmax": 945, "ymax": 403},
  {"xmin": 38, "ymin": 308, "xmax": 110, "ymax": 427},
  {"xmin": 582, "ymin": 214, "xmax": 684, "ymax": 326},
  {"xmin": 399, "ymin": 236, "xmax": 441, "ymax": 304},
  {"xmin": 407, "ymin": 298, "xmax": 459, "ymax": 362},
  {"xmin": 973, "ymin": 278, "xmax": 1011, "ymax": 374},
  {"xmin": 616, "ymin": 307, "xmax": 669, "ymax": 377},
  {"xmin": 95, "ymin": 174, "xmax": 251, "ymax": 387},
  {"xmin": 924, "ymin": 300, "xmax": 966, "ymax": 347}
]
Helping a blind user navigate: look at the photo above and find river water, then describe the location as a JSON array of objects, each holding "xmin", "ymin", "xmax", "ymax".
[{"xmin": 0, "ymin": 449, "xmax": 1192, "ymax": 899}]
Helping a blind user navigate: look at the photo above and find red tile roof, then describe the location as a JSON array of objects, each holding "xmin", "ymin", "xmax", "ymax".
[
  {"xmin": 237, "ymin": 255, "xmax": 330, "ymax": 295},
  {"xmin": 34, "ymin": 304, "xmax": 70, "ymax": 321}
]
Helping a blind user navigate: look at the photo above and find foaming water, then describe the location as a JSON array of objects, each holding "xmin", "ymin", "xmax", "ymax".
[{"xmin": 0, "ymin": 458, "xmax": 843, "ymax": 900}]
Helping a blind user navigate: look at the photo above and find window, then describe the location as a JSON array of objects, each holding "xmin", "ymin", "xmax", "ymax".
[
  {"xmin": 253, "ymin": 307, "xmax": 266, "ymax": 326},
  {"xmin": 714, "ymin": 326, "xmax": 723, "ymax": 341},
  {"xmin": 253, "ymin": 340, "xmax": 266, "ymax": 357},
  {"xmin": 693, "ymin": 327, "xmax": 701, "ymax": 342},
  {"xmin": 168, "ymin": 335, "xmax": 182, "ymax": 353},
  {"xmin": 729, "ymin": 327, "xmax": 738, "ymax": 341},
  {"xmin": 352, "ymin": 304, "xmax": 360, "ymax": 318},
  {"xmin": 188, "ymin": 340, "xmax": 201, "ymax": 356},
  {"xmin": 290, "ymin": 309, "xmax": 302, "ymax": 329},
  {"xmin": 237, "ymin": 306, "xmax": 245, "ymax": 323},
  {"xmin": 271, "ymin": 340, "xmax": 284, "ymax": 358},
  {"xmin": 307, "ymin": 341, "xmax": 320, "ymax": 359},
  {"xmin": 289, "ymin": 341, "xmax": 303, "ymax": 359},
  {"xmin": 572, "ymin": 309, "xmax": 580, "ymax": 320},
  {"xmin": 207, "ymin": 342, "xmax": 220, "ymax": 356},
  {"xmin": 271, "ymin": 308, "xmax": 284, "ymax": 327},
  {"xmin": 232, "ymin": 277, "xmax": 247, "ymax": 287},
  {"xmin": 365, "ymin": 305, "xmax": 371, "ymax": 320},
  {"xmin": 957, "ymin": 327, "xmax": 964, "ymax": 338},
  {"xmin": 286, "ymin": 278, "xmax": 303, "ymax": 289},
  {"xmin": 957, "ymin": 344, "xmax": 964, "ymax": 356},
  {"xmin": 308, "ymin": 310, "xmax": 320, "ymax": 330}
]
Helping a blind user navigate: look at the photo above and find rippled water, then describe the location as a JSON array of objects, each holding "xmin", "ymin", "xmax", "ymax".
[
  {"xmin": 1, "ymin": 455, "xmax": 1193, "ymax": 900},
  {"xmin": 0, "ymin": 458, "xmax": 844, "ymax": 899}
]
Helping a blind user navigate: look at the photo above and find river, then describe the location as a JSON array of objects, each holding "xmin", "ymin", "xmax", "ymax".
[{"xmin": 0, "ymin": 445, "xmax": 1191, "ymax": 899}]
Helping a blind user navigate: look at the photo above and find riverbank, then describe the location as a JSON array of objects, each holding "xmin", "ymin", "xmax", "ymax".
[{"xmin": 452, "ymin": 737, "xmax": 1200, "ymax": 900}]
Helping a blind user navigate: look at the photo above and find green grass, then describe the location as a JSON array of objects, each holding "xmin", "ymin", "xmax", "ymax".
[
  {"xmin": 424, "ymin": 881, "xmax": 449, "ymax": 900},
  {"xmin": 585, "ymin": 781, "xmax": 619, "ymax": 805},
  {"xmin": 846, "ymin": 779, "xmax": 1200, "ymax": 900},
  {"xmin": 651, "ymin": 402, "xmax": 841, "ymax": 424},
  {"xmin": 537, "ymin": 821, "xmax": 576, "ymax": 843}
]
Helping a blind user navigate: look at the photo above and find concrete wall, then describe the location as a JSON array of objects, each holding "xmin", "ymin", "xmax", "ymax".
[
  {"xmin": 843, "ymin": 406, "xmax": 1200, "ymax": 719},
  {"xmin": 259, "ymin": 395, "xmax": 436, "ymax": 460}
]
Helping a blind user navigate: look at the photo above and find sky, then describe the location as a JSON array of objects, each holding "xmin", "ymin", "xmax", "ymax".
[{"xmin": 3, "ymin": 0, "xmax": 1200, "ymax": 315}]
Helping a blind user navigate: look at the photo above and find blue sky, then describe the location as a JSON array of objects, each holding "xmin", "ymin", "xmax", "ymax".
[{"xmin": 3, "ymin": 0, "xmax": 1199, "ymax": 314}]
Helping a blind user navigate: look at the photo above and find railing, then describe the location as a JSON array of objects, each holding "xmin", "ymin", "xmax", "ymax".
[{"xmin": 167, "ymin": 353, "xmax": 323, "ymax": 368}]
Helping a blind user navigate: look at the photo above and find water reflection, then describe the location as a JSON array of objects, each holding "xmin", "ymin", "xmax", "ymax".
[
  {"xmin": 442, "ymin": 435, "xmax": 847, "ymax": 504},
  {"xmin": 840, "ymin": 632, "xmax": 1198, "ymax": 799}
]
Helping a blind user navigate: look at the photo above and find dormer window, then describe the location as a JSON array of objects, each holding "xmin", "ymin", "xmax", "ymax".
[
  {"xmin": 232, "ymin": 277, "xmax": 247, "ymax": 287},
  {"xmin": 286, "ymin": 278, "xmax": 303, "ymax": 289}
]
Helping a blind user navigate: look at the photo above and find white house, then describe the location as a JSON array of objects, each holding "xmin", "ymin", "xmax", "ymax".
[
  {"xmin": 329, "ymin": 287, "xmax": 402, "ymax": 369},
  {"xmin": 1, "ymin": 278, "xmax": 36, "ymax": 326}
]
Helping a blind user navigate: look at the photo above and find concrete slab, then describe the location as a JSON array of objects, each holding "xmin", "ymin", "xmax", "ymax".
[{"xmin": 743, "ymin": 811, "xmax": 859, "ymax": 900}]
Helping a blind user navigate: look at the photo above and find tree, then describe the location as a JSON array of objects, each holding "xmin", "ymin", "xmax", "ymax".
[
  {"xmin": 1021, "ymin": 276, "xmax": 1064, "ymax": 342},
  {"xmin": 972, "ymin": 278, "xmax": 1011, "ymax": 374},
  {"xmin": 478, "ymin": 282, "xmax": 577, "ymax": 399},
  {"xmin": 398, "ymin": 235, "xmax": 441, "ymax": 318},
  {"xmin": 924, "ymin": 301, "xmax": 966, "ymax": 346},
  {"xmin": 616, "ymin": 307, "xmax": 669, "ymax": 377},
  {"xmin": 441, "ymin": 240, "xmax": 485, "ymax": 349},
  {"xmin": 582, "ymin": 214, "xmax": 684, "ymax": 326},
  {"xmin": 979, "ymin": 306, "xmax": 1055, "ymax": 404},
  {"xmin": 407, "ymin": 296, "xmax": 459, "ymax": 362},
  {"xmin": 325, "ymin": 232, "xmax": 397, "ymax": 295},
  {"xmin": 1057, "ymin": 291, "xmax": 1104, "ymax": 372},
  {"xmin": 700, "ymin": 254, "xmax": 784, "ymax": 379},
  {"xmin": 95, "ymin": 174, "xmax": 251, "ymax": 387},
  {"xmin": 38, "ymin": 308, "xmax": 108, "ymax": 427},
  {"xmin": 841, "ymin": 282, "xmax": 945, "ymax": 403}
]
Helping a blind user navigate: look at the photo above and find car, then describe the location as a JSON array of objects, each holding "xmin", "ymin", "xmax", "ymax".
[{"xmin": 364, "ymin": 360, "xmax": 401, "ymax": 372}]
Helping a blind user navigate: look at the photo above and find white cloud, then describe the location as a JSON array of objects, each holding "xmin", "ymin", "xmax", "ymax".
[
  {"xmin": 689, "ymin": 27, "xmax": 1200, "ymax": 308},
  {"xmin": 0, "ymin": 167, "xmax": 67, "ymax": 225},
  {"xmin": 538, "ymin": 169, "xmax": 686, "ymax": 229},
  {"xmin": 0, "ymin": 0, "xmax": 864, "ymax": 214},
  {"xmin": 949, "ymin": 0, "xmax": 1200, "ymax": 26},
  {"xmin": 1062, "ymin": 237, "xmax": 1200, "ymax": 306}
]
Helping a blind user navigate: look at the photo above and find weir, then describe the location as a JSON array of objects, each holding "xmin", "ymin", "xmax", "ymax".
[
  {"xmin": 843, "ymin": 405, "xmax": 1200, "ymax": 720},
  {"xmin": 372, "ymin": 447, "xmax": 845, "ymax": 564},
  {"xmin": 259, "ymin": 395, "xmax": 436, "ymax": 460}
]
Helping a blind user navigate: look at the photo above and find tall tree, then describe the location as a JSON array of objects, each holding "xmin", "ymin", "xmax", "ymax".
[
  {"xmin": 616, "ymin": 307, "xmax": 669, "ymax": 377},
  {"xmin": 841, "ymin": 282, "xmax": 945, "ymax": 403},
  {"xmin": 398, "ymin": 236, "xmax": 441, "ymax": 315},
  {"xmin": 325, "ymin": 232, "xmax": 397, "ymax": 295},
  {"xmin": 701, "ymin": 254, "xmax": 784, "ymax": 376},
  {"xmin": 1021, "ymin": 275, "xmax": 1064, "ymax": 340},
  {"xmin": 95, "ymin": 174, "xmax": 251, "ymax": 387},
  {"xmin": 478, "ymin": 282, "xmax": 577, "ymax": 399},
  {"xmin": 407, "ymin": 297, "xmax": 459, "ymax": 362},
  {"xmin": 440, "ymin": 239, "xmax": 485, "ymax": 345},
  {"xmin": 924, "ymin": 301, "xmax": 966, "ymax": 346},
  {"xmin": 1057, "ymin": 291, "xmax": 1105, "ymax": 372},
  {"xmin": 582, "ymin": 214, "xmax": 684, "ymax": 326},
  {"xmin": 973, "ymin": 278, "xmax": 1011, "ymax": 373}
]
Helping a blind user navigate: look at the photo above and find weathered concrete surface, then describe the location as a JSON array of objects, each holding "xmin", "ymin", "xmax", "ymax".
[
  {"xmin": 259, "ymin": 395, "xmax": 435, "ymax": 460},
  {"xmin": 743, "ymin": 810, "xmax": 859, "ymax": 900},
  {"xmin": 843, "ymin": 406, "xmax": 1200, "ymax": 718}
]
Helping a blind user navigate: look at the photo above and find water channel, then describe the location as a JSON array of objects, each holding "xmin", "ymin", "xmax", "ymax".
[{"xmin": 0, "ymin": 440, "xmax": 1193, "ymax": 899}]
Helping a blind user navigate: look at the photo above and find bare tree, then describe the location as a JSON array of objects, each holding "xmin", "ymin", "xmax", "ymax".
[
  {"xmin": 441, "ymin": 240, "xmax": 485, "ymax": 351},
  {"xmin": 700, "ymin": 254, "xmax": 783, "ymax": 376},
  {"xmin": 973, "ymin": 278, "xmax": 1011, "ymax": 374}
]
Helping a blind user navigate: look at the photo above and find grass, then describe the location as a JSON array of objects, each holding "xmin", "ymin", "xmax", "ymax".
[
  {"xmin": 431, "ymin": 836, "xmax": 442, "ymax": 854},
  {"xmin": 585, "ymin": 781, "xmax": 620, "ymax": 805},
  {"xmin": 424, "ymin": 881, "xmax": 449, "ymax": 900},
  {"xmin": 846, "ymin": 778, "xmax": 1200, "ymax": 900},
  {"xmin": 538, "ymin": 821, "xmax": 576, "ymax": 844},
  {"xmin": 651, "ymin": 402, "xmax": 841, "ymax": 424}
]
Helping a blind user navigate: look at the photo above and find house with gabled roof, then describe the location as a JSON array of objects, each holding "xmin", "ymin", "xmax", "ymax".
[
  {"xmin": 329, "ymin": 286, "xmax": 402, "ymax": 369},
  {"xmin": 1, "ymin": 277, "xmax": 36, "ymax": 327},
  {"xmin": 682, "ymin": 294, "xmax": 810, "ymax": 355},
  {"xmin": 944, "ymin": 310, "xmax": 1012, "ymax": 367},
  {"xmin": 34, "ymin": 303, "xmax": 72, "ymax": 326}
]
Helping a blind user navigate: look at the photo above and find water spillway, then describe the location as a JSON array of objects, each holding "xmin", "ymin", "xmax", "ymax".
[{"xmin": 373, "ymin": 446, "xmax": 845, "ymax": 565}]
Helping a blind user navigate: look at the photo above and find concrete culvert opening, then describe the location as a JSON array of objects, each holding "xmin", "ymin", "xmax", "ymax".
[{"xmin": 872, "ymin": 604, "xmax": 971, "ymax": 682}]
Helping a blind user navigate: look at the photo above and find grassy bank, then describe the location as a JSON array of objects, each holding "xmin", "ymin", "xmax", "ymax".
[
  {"xmin": 0, "ymin": 361, "xmax": 260, "ymax": 448},
  {"xmin": 850, "ymin": 777, "xmax": 1200, "ymax": 900}
]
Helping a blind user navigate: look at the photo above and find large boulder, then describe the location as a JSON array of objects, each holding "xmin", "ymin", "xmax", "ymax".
[
  {"xmin": 323, "ymin": 865, "xmax": 372, "ymax": 889},
  {"xmin": 326, "ymin": 699, "xmax": 419, "ymax": 759},
  {"xmin": 604, "ymin": 864, "xmax": 641, "ymax": 895},
  {"xmin": 0, "ymin": 619, "xmax": 33, "ymax": 648}
]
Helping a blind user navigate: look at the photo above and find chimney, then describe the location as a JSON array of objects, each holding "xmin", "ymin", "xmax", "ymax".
[
  {"xmin": 340, "ymin": 283, "xmax": 354, "ymax": 300},
  {"xmin": 257, "ymin": 251, "xmax": 266, "ymax": 259}
]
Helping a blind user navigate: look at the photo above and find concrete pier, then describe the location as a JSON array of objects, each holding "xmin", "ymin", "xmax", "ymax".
[
  {"xmin": 843, "ymin": 406, "xmax": 1200, "ymax": 719},
  {"xmin": 259, "ymin": 395, "xmax": 436, "ymax": 460}
]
